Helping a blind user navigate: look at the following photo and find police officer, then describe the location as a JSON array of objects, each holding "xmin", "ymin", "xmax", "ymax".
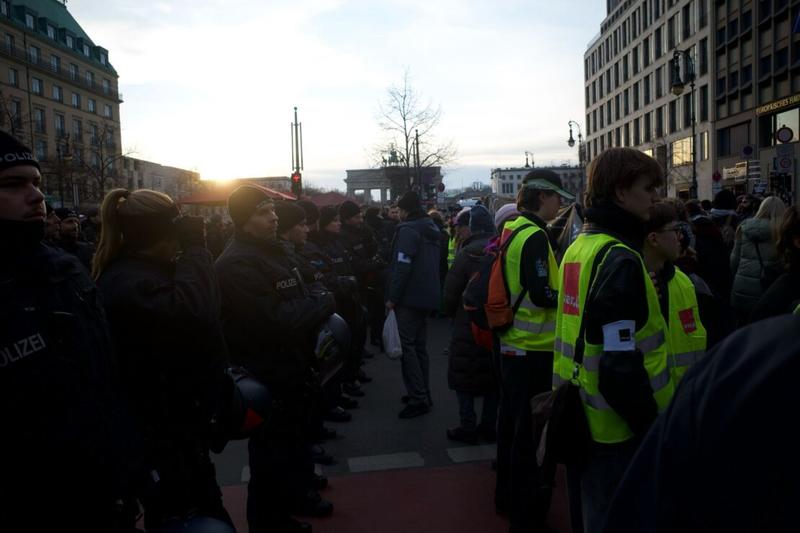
[
  {"xmin": 216, "ymin": 186, "xmax": 336, "ymax": 533},
  {"xmin": 0, "ymin": 131, "xmax": 139, "ymax": 532},
  {"xmin": 337, "ymin": 200, "xmax": 383, "ymax": 393},
  {"xmin": 642, "ymin": 202, "xmax": 708, "ymax": 384},
  {"xmin": 552, "ymin": 148, "xmax": 676, "ymax": 532},
  {"xmin": 55, "ymin": 207, "xmax": 94, "ymax": 270},
  {"xmin": 93, "ymin": 188, "xmax": 234, "ymax": 531},
  {"xmin": 495, "ymin": 170, "xmax": 574, "ymax": 532}
]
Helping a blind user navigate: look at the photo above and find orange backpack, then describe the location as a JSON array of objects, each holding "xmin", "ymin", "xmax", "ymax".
[{"xmin": 484, "ymin": 224, "xmax": 534, "ymax": 331}]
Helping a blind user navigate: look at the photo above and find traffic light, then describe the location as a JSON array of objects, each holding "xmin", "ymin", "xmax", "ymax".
[{"xmin": 291, "ymin": 171, "xmax": 302, "ymax": 197}]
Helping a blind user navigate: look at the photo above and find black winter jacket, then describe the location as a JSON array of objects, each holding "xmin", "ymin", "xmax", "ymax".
[
  {"xmin": 215, "ymin": 233, "xmax": 335, "ymax": 395},
  {"xmin": 339, "ymin": 223, "xmax": 385, "ymax": 287},
  {"xmin": 443, "ymin": 232, "xmax": 495, "ymax": 393},
  {"xmin": 581, "ymin": 203, "xmax": 657, "ymax": 438},
  {"xmin": 97, "ymin": 246, "xmax": 231, "ymax": 456},
  {"xmin": 1, "ymin": 241, "xmax": 139, "ymax": 528},
  {"xmin": 387, "ymin": 211, "xmax": 442, "ymax": 310},
  {"xmin": 749, "ymin": 269, "xmax": 800, "ymax": 322}
]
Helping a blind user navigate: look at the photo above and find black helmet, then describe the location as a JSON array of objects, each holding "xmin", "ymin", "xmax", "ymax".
[
  {"xmin": 223, "ymin": 367, "xmax": 271, "ymax": 440},
  {"xmin": 315, "ymin": 313, "xmax": 350, "ymax": 384},
  {"xmin": 152, "ymin": 516, "xmax": 236, "ymax": 533},
  {"xmin": 315, "ymin": 313, "xmax": 351, "ymax": 362}
]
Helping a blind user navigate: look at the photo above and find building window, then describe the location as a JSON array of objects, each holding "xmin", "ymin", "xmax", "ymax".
[
  {"xmin": 0, "ymin": 2, "xmax": 7, "ymax": 17},
  {"xmin": 88, "ymin": 98, "xmax": 96, "ymax": 113},
  {"xmin": 9, "ymin": 99, "xmax": 21, "ymax": 127},
  {"xmin": 729, "ymin": 71, "xmax": 739, "ymax": 91},
  {"xmin": 5, "ymin": 33, "xmax": 14, "ymax": 50},
  {"xmin": 727, "ymin": 19, "xmax": 738, "ymax": 40},
  {"xmin": 742, "ymin": 10, "xmax": 752, "ymax": 32},
  {"xmin": 103, "ymin": 104, "xmax": 112, "ymax": 119},
  {"xmin": 85, "ymin": 71, "xmax": 94, "ymax": 87},
  {"xmin": 46, "ymin": 25, "xmax": 55, "ymax": 39},
  {"xmin": 8, "ymin": 67, "xmax": 17, "ymax": 86},
  {"xmin": 633, "ymin": 46, "xmax": 640, "ymax": 75},
  {"xmin": 644, "ymin": 112, "xmax": 652, "ymax": 142},
  {"xmin": 717, "ymin": 26, "xmax": 726, "ymax": 44},
  {"xmin": 718, "ymin": 122, "xmax": 750, "ymax": 157},
  {"xmin": 72, "ymin": 118, "xmax": 82, "ymax": 141},
  {"xmin": 643, "ymin": 36, "xmax": 650, "ymax": 67},
  {"xmin": 35, "ymin": 139, "xmax": 46, "ymax": 161},
  {"xmin": 683, "ymin": 93, "xmax": 692, "ymax": 127},
  {"xmin": 102, "ymin": 79, "xmax": 110, "ymax": 94},
  {"xmin": 760, "ymin": 55, "xmax": 772, "ymax": 77},
  {"xmin": 100, "ymin": 52, "xmax": 107, "ymax": 65},
  {"xmin": 699, "ymin": 38, "xmax": 708, "ymax": 75},
  {"xmin": 52, "ymin": 84, "xmax": 62, "ymax": 102},
  {"xmin": 633, "ymin": 82, "xmax": 640, "ymax": 111},
  {"xmin": 54, "ymin": 113, "xmax": 65, "ymax": 137},
  {"xmin": 655, "ymin": 66, "xmax": 663, "ymax": 98},
  {"xmin": 667, "ymin": 15, "xmax": 676, "ymax": 49},
  {"xmin": 28, "ymin": 45, "xmax": 39, "ymax": 64},
  {"xmin": 699, "ymin": 0, "xmax": 708, "ymax": 28},
  {"xmin": 634, "ymin": 118, "xmax": 641, "ymax": 146},
  {"xmin": 655, "ymin": 26, "xmax": 662, "ymax": 57},
  {"xmin": 71, "ymin": 93, "xmax": 81, "ymax": 109},
  {"xmin": 716, "ymin": 76, "xmax": 726, "ymax": 95},
  {"xmin": 776, "ymin": 47, "xmax": 789, "ymax": 71},
  {"xmin": 671, "ymin": 136, "xmax": 693, "ymax": 166},
  {"xmin": 82, "ymin": 43, "xmax": 90, "ymax": 57},
  {"xmin": 644, "ymin": 76, "xmax": 651, "ymax": 105},
  {"xmin": 89, "ymin": 124, "xmax": 99, "ymax": 145},
  {"xmin": 700, "ymin": 85, "xmax": 708, "ymax": 121},
  {"xmin": 700, "ymin": 131, "xmax": 709, "ymax": 160},
  {"xmin": 66, "ymin": 34, "xmax": 73, "ymax": 49},
  {"xmin": 33, "ymin": 108, "xmax": 45, "ymax": 134},
  {"xmin": 67, "ymin": 64, "xmax": 78, "ymax": 81},
  {"xmin": 669, "ymin": 100, "xmax": 677, "ymax": 133},
  {"xmin": 656, "ymin": 106, "xmax": 664, "ymax": 137},
  {"xmin": 50, "ymin": 54, "xmax": 60, "ymax": 72},
  {"xmin": 31, "ymin": 77, "xmax": 42, "ymax": 95},
  {"xmin": 24, "ymin": 13, "xmax": 34, "ymax": 29},
  {"xmin": 624, "ymin": 89, "xmax": 630, "ymax": 114}
]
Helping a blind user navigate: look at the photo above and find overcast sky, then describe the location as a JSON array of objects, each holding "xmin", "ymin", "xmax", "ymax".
[{"xmin": 69, "ymin": 0, "xmax": 606, "ymax": 190}]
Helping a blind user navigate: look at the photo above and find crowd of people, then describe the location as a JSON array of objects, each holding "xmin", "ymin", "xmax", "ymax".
[{"xmin": 4, "ymin": 124, "xmax": 800, "ymax": 533}]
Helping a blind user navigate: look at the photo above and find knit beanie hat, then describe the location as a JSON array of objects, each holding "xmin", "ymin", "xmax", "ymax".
[
  {"xmin": 296, "ymin": 200, "xmax": 320, "ymax": 226},
  {"xmin": 319, "ymin": 206, "xmax": 339, "ymax": 229},
  {"xmin": 338, "ymin": 200, "xmax": 361, "ymax": 222},
  {"xmin": 227, "ymin": 185, "xmax": 273, "ymax": 228},
  {"xmin": 469, "ymin": 205, "xmax": 495, "ymax": 235},
  {"xmin": 397, "ymin": 191, "xmax": 421, "ymax": 212},
  {"xmin": 274, "ymin": 201, "xmax": 307, "ymax": 235},
  {"xmin": 54, "ymin": 208, "xmax": 79, "ymax": 222},
  {"xmin": 455, "ymin": 207, "xmax": 471, "ymax": 227},
  {"xmin": 494, "ymin": 203, "xmax": 520, "ymax": 230},
  {"xmin": 0, "ymin": 130, "xmax": 40, "ymax": 172}
]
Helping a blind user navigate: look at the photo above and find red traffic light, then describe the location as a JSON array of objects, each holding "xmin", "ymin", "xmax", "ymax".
[{"xmin": 291, "ymin": 172, "xmax": 301, "ymax": 182}]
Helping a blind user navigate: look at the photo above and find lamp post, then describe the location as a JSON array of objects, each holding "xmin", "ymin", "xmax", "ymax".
[
  {"xmin": 567, "ymin": 120, "xmax": 585, "ymax": 202},
  {"xmin": 670, "ymin": 48, "xmax": 697, "ymax": 199}
]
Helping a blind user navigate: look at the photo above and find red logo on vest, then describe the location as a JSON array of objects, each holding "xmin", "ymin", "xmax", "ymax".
[
  {"xmin": 563, "ymin": 263, "xmax": 581, "ymax": 316},
  {"xmin": 678, "ymin": 308, "xmax": 696, "ymax": 334}
]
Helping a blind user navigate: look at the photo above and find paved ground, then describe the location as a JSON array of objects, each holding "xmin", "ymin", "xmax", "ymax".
[{"xmin": 212, "ymin": 317, "xmax": 572, "ymax": 532}]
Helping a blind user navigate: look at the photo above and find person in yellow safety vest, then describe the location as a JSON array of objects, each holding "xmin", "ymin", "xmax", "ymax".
[
  {"xmin": 642, "ymin": 202, "xmax": 708, "ymax": 385},
  {"xmin": 495, "ymin": 169, "xmax": 575, "ymax": 532},
  {"xmin": 448, "ymin": 208, "xmax": 471, "ymax": 269},
  {"xmin": 552, "ymin": 147, "xmax": 675, "ymax": 533},
  {"xmin": 447, "ymin": 231, "xmax": 457, "ymax": 269}
]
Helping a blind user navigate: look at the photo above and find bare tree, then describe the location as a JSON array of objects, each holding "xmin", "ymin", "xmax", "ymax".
[
  {"xmin": 0, "ymin": 89, "xmax": 30, "ymax": 141},
  {"xmin": 75, "ymin": 120, "xmax": 132, "ymax": 201},
  {"xmin": 376, "ymin": 70, "xmax": 456, "ymax": 189}
]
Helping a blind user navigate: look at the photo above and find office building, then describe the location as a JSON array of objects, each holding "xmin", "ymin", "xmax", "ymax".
[
  {"xmin": 584, "ymin": 0, "xmax": 714, "ymax": 198},
  {"xmin": 0, "ymin": 0, "xmax": 122, "ymax": 208}
]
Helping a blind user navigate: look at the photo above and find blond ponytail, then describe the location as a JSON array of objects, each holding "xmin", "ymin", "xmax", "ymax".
[{"xmin": 91, "ymin": 188, "xmax": 176, "ymax": 280}]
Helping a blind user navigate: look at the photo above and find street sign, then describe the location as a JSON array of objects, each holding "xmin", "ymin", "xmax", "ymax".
[
  {"xmin": 776, "ymin": 126, "xmax": 795, "ymax": 144},
  {"xmin": 753, "ymin": 180, "xmax": 768, "ymax": 194},
  {"xmin": 741, "ymin": 144, "xmax": 755, "ymax": 159}
]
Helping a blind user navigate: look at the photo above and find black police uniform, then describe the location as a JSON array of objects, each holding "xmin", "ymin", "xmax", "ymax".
[
  {"xmin": 0, "ymin": 239, "xmax": 140, "ymax": 532},
  {"xmin": 337, "ymin": 223, "xmax": 385, "ymax": 367},
  {"xmin": 97, "ymin": 240, "xmax": 233, "ymax": 530},
  {"xmin": 216, "ymin": 232, "xmax": 335, "ymax": 533}
]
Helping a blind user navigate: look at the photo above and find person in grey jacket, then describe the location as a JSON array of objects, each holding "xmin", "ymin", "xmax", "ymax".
[
  {"xmin": 386, "ymin": 191, "xmax": 442, "ymax": 419},
  {"xmin": 730, "ymin": 196, "xmax": 786, "ymax": 320}
]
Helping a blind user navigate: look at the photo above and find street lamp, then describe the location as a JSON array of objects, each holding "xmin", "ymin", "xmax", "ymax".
[
  {"xmin": 671, "ymin": 49, "xmax": 698, "ymax": 199},
  {"xmin": 567, "ymin": 120, "xmax": 585, "ymax": 202}
]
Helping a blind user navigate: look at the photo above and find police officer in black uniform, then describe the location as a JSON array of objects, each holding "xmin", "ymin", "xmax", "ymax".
[
  {"xmin": 216, "ymin": 186, "xmax": 336, "ymax": 533},
  {"xmin": 93, "ymin": 188, "xmax": 234, "ymax": 531},
  {"xmin": 0, "ymin": 131, "xmax": 139, "ymax": 532},
  {"xmin": 337, "ymin": 201, "xmax": 384, "ymax": 391}
]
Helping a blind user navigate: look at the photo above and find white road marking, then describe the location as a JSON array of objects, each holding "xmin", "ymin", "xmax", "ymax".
[{"xmin": 348, "ymin": 452, "xmax": 425, "ymax": 473}]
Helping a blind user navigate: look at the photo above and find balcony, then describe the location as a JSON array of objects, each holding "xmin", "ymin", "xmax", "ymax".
[{"xmin": 0, "ymin": 40, "xmax": 123, "ymax": 103}]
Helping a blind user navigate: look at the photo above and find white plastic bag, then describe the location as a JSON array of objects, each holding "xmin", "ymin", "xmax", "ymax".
[{"xmin": 383, "ymin": 310, "xmax": 403, "ymax": 360}]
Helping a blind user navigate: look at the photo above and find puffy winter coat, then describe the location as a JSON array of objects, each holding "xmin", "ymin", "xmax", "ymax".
[
  {"xmin": 443, "ymin": 233, "xmax": 495, "ymax": 394},
  {"xmin": 730, "ymin": 218, "xmax": 782, "ymax": 314}
]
